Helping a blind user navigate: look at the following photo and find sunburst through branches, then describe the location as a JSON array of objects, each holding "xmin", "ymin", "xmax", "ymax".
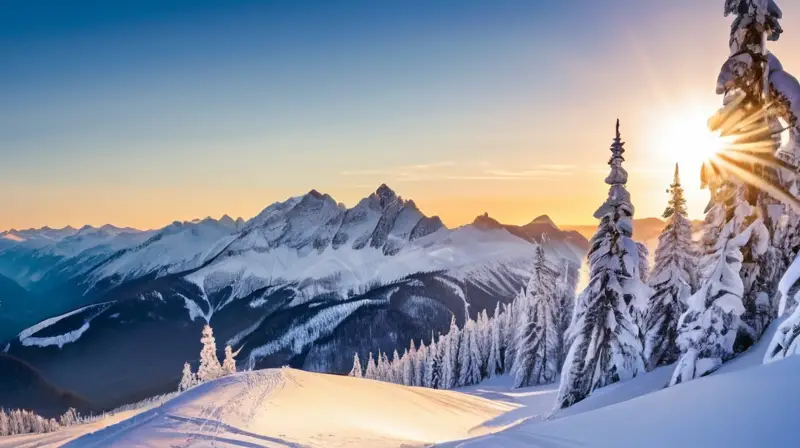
[{"xmin": 702, "ymin": 90, "xmax": 800, "ymax": 209}]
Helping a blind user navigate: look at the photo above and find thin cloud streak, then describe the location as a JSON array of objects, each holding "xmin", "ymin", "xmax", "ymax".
[{"xmin": 341, "ymin": 161, "xmax": 576, "ymax": 183}]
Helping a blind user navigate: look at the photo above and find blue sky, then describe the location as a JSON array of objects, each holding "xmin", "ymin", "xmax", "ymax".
[{"xmin": 2, "ymin": 1, "xmax": 799, "ymax": 229}]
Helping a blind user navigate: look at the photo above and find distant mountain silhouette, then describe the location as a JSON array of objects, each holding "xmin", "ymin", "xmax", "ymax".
[
  {"xmin": 0, "ymin": 354, "xmax": 97, "ymax": 417},
  {"xmin": 0, "ymin": 274, "xmax": 38, "ymax": 342}
]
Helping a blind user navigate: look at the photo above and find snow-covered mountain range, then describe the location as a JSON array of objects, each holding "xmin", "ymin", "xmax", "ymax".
[{"xmin": 0, "ymin": 185, "xmax": 586, "ymax": 414}]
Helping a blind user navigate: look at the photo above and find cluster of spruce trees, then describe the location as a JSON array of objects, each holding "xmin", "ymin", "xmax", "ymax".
[
  {"xmin": 348, "ymin": 244, "xmax": 577, "ymax": 390},
  {"xmin": 178, "ymin": 324, "xmax": 238, "ymax": 392},
  {"xmin": 0, "ymin": 407, "xmax": 83, "ymax": 437}
]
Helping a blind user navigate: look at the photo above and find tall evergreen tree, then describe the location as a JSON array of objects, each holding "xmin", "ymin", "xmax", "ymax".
[
  {"xmin": 556, "ymin": 260, "xmax": 578, "ymax": 369},
  {"xmin": 391, "ymin": 350, "xmax": 402, "ymax": 383},
  {"xmin": 486, "ymin": 302, "xmax": 503, "ymax": 377},
  {"xmin": 349, "ymin": 352, "xmax": 363, "ymax": 378},
  {"xmin": 364, "ymin": 352, "xmax": 378, "ymax": 380},
  {"xmin": 672, "ymin": 0, "xmax": 785, "ymax": 384},
  {"xmin": 197, "ymin": 324, "xmax": 223, "ymax": 383},
  {"xmin": 414, "ymin": 341, "xmax": 426, "ymax": 387},
  {"xmin": 717, "ymin": 0, "xmax": 787, "ymax": 346},
  {"xmin": 179, "ymin": 362, "xmax": 197, "ymax": 392},
  {"xmin": 477, "ymin": 310, "xmax": 491, "ymax": 376},
  {"xmin": 222, "ymin": 345, "xmax": 237, "ymax": 376},
  {"xmin": 506, "ymin": 290, "xmax": 527, "ymax": 375},
  {"xmin": 424, "ymin": 337, "xmax": 439, "ymax": 388},
  {"xmin": 384, "ymin": 351, "xmax": 393, "ymax": 382},
  {"xmin": 457, "ymin": 320, "xmax": 482, "ymax": 386},
  {"xmin": 670, "ymin": 198, "xmax": 765, "ymax": 384},
  {"xmin": 644, "ymin": 165, "xmax": 699, "ymax": 369},
  {"xmin": 555, "ymin": 121, "xmax": 648, "ymax": 410},
  {"xmin": 512, "ymin": 244, "xmax": 561, "ymax": 388},
  {"xmin": 441, "ymin": 317, "xmax": 460, "ymax": 389},
  {"xmin": 759, "ymin": 1, "xmax": 800, "ymax": 365},
  {"xmin": 402, "ymin": 349, "xmax": 413, "ymax": 385}
]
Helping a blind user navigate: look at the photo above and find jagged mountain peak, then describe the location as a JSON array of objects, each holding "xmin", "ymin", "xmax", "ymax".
[
  {"xmin": 472, "ymin": 213, "xmax": 504, "ymax": 230},
  {"xmin": 529, "ymin": 215, "xmax": 556, "ymax": 227},
  {"xmin": 219, "ymin": 214, "xmax": 236, "ymax": 228},
  {"xmin": 372, "ymin": 184, "xmax": 399, "ymax": 206},
  {"xmin": 306, "ymin": 189, "xmax": 324, "ymax": 199}
]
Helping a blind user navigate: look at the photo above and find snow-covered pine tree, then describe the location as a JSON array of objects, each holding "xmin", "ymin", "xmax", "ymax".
[
  {"xmin": 512, "ymin": 244, "xmax": 561, "ymax": 388},
  {"xmin": 760, "ymin": 4, "xmax": 800, "ymax": 363},
  {"xmin": 364, "ymin": 352, "xmax": 378, "ymax": 380},
  {"xmin": 391, "ymin": 349, "xmax": 402, "ymax": 384},
  {"xmin": 643, "ymin": 164, "xmax": 699, "ymax": 370},
  {"xmin": 670, "ymin": 197, "xmax": 766, "ymax": 384},
  {"xmin": 349, "ymin": 352, "xmax": 363, "ymax": 378},
  {"xmin": 711, "ymin": 0, "xmax": 788, "ymax": 349},
  {"xmin": 486, "ymin": 303, "xmax": 502, "ymax": 377},
  {"xmin": 506, "ymin": 289, "xmax": 528, "ymax": 376},
  {"xmin": 555, "ymin": 121, "xmax": 647, "ymax": 410},
  {"xmin": 197, "ymin": 324, "xmax": 223, "ymax": 383},
  {"xmin": 477, "ymin": 310, "xmax": 492, "ymax": 376},
  {"xmin": 0, "ymin": 409, "xmax": 9, "ymax": 436},
  {"xmin": 376, "ymin": 351, "xmax": 388, "ymax": 382},
  {"xmin": 436, "ymin": 334, "xmax": 447, "ymax": 386},
  {"xmin": 402, "ymin": 349, "xmax": 413, "ymax": 385},
  {"xmin": 777, "ymin": 214, "xmax": 800, "ymax": 315},
  {"xmin": 440, "ymin": 317, "xmax": 460, "ymax": 389},
  {"xmin": 556, "ymin": 260, "xmax": 578, "ymax": 369},
  {"xmin": 424, "ymin": 337, "xmax": 439, "ymax": 388},
  {"xmin": 456, "ymin": 321, "xmax": 472, "ymax": 387},
  {"xmin": 179, "ymin": 362, "xmax": 197, "ymax": 391},
  {"xmin": 764, "ymin": 256, "xmax": 800, "ymax": 362},
  {"xmin": 414, "ymin": 341, "xmax": 426, "ymax": 386},
  {"xmin": 222, "ymin": 345, "xmax": 237, "ymax": 376},
  {"xmin": 671, "ymin": 0, "xmax": 790, "ymax": 379},
  {"xmin": 456, "ymin": 319, "xmax": 482, "ymax": 386}
]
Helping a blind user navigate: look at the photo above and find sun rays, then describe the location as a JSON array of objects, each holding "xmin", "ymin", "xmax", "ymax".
[{"xmin": 701, "ymin": 90, "xmax": 800, "ymax": 209}]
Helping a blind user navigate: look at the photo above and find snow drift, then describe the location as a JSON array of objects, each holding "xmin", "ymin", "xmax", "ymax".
[{"xmin": 64, "ymin": 368, "xmax": 516, "ymax": 447}]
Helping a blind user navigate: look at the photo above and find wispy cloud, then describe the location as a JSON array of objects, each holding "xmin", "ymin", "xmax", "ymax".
[
  {"xmin": 340, "ymin": 169, "xmax": 391, "ymax": 176},
  {"xmin": 340, "ymin": 161, "xmax": 455, "ymax": 177},
  {"xmin": 340, "ymin": 161, "xmax": 575, "ymax": 183},
  {"xmin": 484, "ymin": 169, "xmax": 573, "ymax": 178},
  {"xmin": 399, "ymin": 161, "xmax": 456, "ymax": 171}
]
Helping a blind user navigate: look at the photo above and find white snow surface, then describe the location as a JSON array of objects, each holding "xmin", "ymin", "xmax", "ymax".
[
  {"xmin": 445, "ymin": 357, "xmax": 800, "ymax": 447},
  {"xmin": 65, "ymin": 368, "xmax": 516, "ymax": 448},
  {"xmin": 21, "ymin": 319, "xmax": 797, "ymax": 447},
  {"xmin": 17, "ymin": 301, "xmax": 113, "ymax": 348},
  {"xmin": 17, "ymin": 302, "xmax": 111, "ymax": 341}
]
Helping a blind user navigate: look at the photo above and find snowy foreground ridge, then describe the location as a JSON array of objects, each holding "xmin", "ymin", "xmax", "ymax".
[{"xmin": 6, "ymin": 331, "xmax": 798, "ymax": 448}]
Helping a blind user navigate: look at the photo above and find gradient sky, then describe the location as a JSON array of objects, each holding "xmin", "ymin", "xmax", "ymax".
[{"xmin": 3, "ymin": 0, "xmax": 800, "ymax": 231}]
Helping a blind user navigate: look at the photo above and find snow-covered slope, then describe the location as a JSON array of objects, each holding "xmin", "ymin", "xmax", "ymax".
[
  {"xmin": 32, "ymin": 342, "xmax": 800, "ymax": 448},
  {"xmin": 446, "ymin": 358, "xmax": 800, "ymax": 447},
  {"xmin": 65, "ymin": 368, "xmax": 515, "ymax": 448}
]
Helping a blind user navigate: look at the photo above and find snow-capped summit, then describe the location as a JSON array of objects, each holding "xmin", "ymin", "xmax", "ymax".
[
  {"xmin": 374, "ymin": 183, "xmax": 399, "ymax": 204},
  {"xmin": 526, "ymin": 215, "xmax": 557, "ymax": 229},
  {"xmin": 218, "ymin": 214, "xmax": 236, "ymax": 228},
  {"xmin": 0, "ymin": 226, "xmax": 79, "ymax": 247},
  {"xmin": 472, "ymin": 213, "xmax": 505, "ymax": 230}
]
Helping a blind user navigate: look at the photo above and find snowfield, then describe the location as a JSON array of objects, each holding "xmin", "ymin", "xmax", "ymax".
[
  {"xmin": 10, "ymin": 322, "xmax": 796, "ymax": 448},
  {"xmin": 58, "ymin": 368, "xmax": 516, "ymax": 447}
]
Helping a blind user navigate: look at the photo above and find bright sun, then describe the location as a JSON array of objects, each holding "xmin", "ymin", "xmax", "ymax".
[{"xmin": 654, "ymin": 107, "xmax": 726, "ymax": 172}]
